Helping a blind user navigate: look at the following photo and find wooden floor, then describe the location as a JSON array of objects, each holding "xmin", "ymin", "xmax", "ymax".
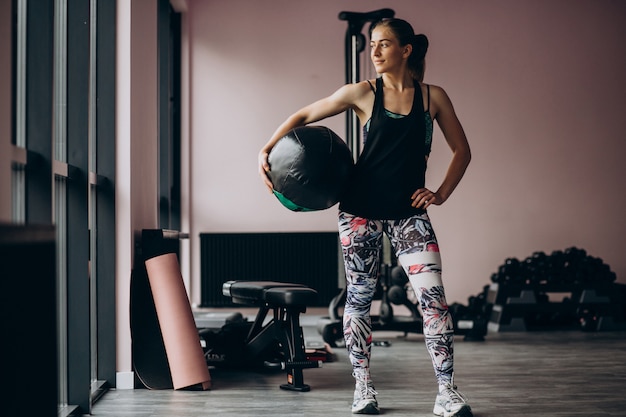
[{"xmin": 87, "ymin": 310, "xmax": 626, "ymax": 417}]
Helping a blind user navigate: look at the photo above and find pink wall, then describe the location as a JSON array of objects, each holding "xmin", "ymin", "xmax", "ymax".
[{"xmin": 186, "ymin": 0, "xmax": 626, "ymax": 305}]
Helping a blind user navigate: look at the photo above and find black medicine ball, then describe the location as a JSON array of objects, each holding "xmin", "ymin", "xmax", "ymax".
[{"xmin": 268, "ymin": 126, "xmax": 354, "ymax": 211}]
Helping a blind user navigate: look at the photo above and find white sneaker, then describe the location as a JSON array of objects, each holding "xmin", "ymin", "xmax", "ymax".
[
  {"xmin": 351, "ymin": 370, "xmax": 379, "ymax": 414},
  {"xmin": 433, "ymin": 380, "xmax": 472, "ymax": 417}
]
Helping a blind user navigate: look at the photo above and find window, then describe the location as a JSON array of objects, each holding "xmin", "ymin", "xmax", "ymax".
[
  {"xmin": 158, "ymin": 0, "xmax": 182, "ymax": 231},
  {"xmin": 11, "ymin": 1, "xmax": 116, "ymax": 414}
]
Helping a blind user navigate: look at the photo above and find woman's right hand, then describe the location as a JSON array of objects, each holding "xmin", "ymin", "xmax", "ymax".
[{"xmin": 258, "ymin": 150, "xmax": 274, "ymax": 193}]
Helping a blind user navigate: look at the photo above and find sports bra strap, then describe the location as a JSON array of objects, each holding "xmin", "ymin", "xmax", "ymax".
[{"xmin": 366, "ymin": 79, "xmax": 376, "ymax": 93}]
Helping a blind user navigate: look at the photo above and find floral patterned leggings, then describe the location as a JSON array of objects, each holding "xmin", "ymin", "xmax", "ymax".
[{"xmin": 338, "ymin": 210, "xmax": 454, "ymax": 386}]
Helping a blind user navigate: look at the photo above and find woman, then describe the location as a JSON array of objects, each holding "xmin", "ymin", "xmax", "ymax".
[{"xmin": 258, "ymin": 18, "xmax": 472, "ymax": 417}]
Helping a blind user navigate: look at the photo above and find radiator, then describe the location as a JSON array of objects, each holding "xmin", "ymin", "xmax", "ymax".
[{"xmin": 200, "ymin": 232, "xmax": 343, "ymax": 307}]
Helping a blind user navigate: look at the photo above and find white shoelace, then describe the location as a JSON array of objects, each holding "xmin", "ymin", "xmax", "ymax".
[
  {"xmin": 440, "ymin": 384, "xmax": 468, "ymax": 404},
  {"xmin": 354, "ymin": 370, "xmax": 378, "ymax": 399},
  {"xmin": 356, "ymin": 383, "xmax": 378, "ymax": 399}
]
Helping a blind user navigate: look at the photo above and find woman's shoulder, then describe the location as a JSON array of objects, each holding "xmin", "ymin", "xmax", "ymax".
[
  {"xmin": 420, "ymin": 82, "xmax": 447, "ymax": 98},
  {"xmin": 347, "ymin": 79, "xmax": 377, "ymax": 94},
  {"xmin": 422, "ymin": 83, "xmax": 453, "ymax": 107},
  {"xmin": 333, "ymin": 80, "xmax": 377, "ymax": 102},
  {"xmin": 420, "ymin": 83, "xmax": 457, "ymax": 119},
  {"xmin": 330, "ymin": 81, "xmax": 376, "ymax": 122}
]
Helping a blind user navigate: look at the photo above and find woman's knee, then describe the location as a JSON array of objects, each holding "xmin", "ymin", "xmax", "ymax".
[
  {"xmin": 345, "ymin": 279, "xmax": 377, "ymax": 311},
  {"xmin": 419, "ymin": 285, "xmax": 453, "ymax": 334}
]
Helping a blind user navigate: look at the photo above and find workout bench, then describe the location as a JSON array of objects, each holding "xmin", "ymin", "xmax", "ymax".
[{"xmin": 222, "ymin": 280, "xmax": 321, "ymax": 391}]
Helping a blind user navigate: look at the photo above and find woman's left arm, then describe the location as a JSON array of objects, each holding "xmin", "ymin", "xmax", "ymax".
[{"xmin": 412, "ymin": 86, "xmax": 471, "ymax": 208}]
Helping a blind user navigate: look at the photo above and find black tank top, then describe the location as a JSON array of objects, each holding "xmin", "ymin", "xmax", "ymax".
[{"xmin": 339, "ymin": 77, "xmax": 427, "ymax": 219}]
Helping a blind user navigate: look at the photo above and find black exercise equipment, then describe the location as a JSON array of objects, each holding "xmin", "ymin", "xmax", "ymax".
[
  {"xmin": 448, "ymin": 286, "xmax": 491, "ymax": 341},
  {"xmin": 487, "ymin": 247, "xmax": 625, "ymax": 332},
  {"xmin": 221, "ymin": 281, "xmax": 321, "ymax": 392},
  {"xmin": 267, "ymin": 126, "xmax": 353, "ymax": 212},
  {"xmin": 491, "ymin": 247, "xmax": 616, "ymax": 286}
]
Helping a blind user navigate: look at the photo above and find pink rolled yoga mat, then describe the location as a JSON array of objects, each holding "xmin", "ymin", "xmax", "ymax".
[{"xmin": 145, "ymin": 253, "xmax": 211, "ymax": 390}]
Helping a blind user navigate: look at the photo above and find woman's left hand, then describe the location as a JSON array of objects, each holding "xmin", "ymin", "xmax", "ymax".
[{"xmin": 411, "ymin": 188, "xmax": 442, "ymax": 209}]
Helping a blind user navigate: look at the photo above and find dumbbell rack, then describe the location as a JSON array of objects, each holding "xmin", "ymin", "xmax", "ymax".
[{"xmin": 487, "ymin": 281, "xmax": 626, "ymax": 332}]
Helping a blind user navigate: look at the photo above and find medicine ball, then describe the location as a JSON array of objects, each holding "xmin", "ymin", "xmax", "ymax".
[{"xmin": 268, "ymin": 126, "xmax": 353, "ymax": 211}]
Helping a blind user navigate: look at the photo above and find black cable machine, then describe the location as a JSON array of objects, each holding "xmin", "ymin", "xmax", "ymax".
[{"xmin": 318, "ymin": 9, "xmax": 425, "ymax": 347}]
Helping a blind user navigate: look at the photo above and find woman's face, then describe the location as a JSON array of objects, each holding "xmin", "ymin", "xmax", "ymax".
[{"xmin": 370, "ymin": 27, "xmax": 411, "ymax": 74}]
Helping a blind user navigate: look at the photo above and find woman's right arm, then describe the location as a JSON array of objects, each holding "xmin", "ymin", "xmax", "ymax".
[{"xmin": 258, "ymin": 82, "xmax": 370, "ymax": 193}]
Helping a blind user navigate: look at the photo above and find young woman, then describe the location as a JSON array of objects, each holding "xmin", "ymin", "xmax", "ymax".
[{"xmin": 259, "ymin": 18, "xmax": 472, "ymax": 417}]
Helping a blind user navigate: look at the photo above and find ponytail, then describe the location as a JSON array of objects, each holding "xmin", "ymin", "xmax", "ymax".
[
  {"xmin": 412, "ymin": 34, "xmax": 429, "ymax": 61},
  {"xmin": 409, "ymin": 34, "xmax": 429, "ymax": 81}
]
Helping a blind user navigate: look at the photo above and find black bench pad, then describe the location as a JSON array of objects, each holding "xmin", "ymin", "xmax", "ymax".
[
  {"xmin": 223, "ymin": 281, "xmax": 317, "ymax": 306},
  {"xmin": 264, "ymin": 286, "xmax": 318, "ymax": 306}
]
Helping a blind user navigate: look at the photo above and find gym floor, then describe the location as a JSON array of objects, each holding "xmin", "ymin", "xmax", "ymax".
[{"xmin": 87, "ymin": 308, "xmax": 626, "ymax": 417}]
